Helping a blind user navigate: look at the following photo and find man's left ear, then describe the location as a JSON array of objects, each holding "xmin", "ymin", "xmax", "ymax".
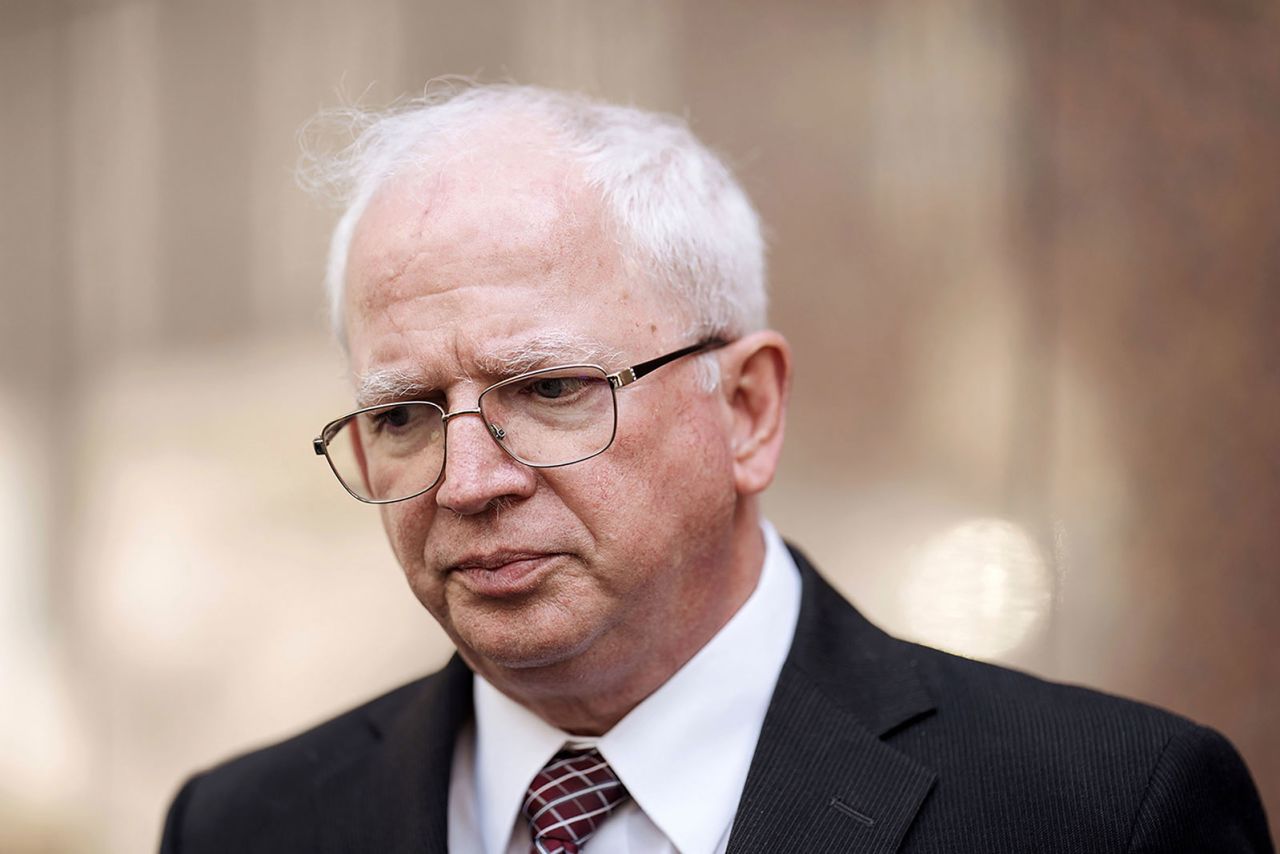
[{"xmin": 721, "ymin": 330, "xmax": 791, "ymax": 496}]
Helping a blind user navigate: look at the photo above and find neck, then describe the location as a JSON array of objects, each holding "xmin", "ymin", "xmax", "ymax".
[{"xmin": 477, "ymin": 501, "xmax": 766, "ymax": 735}]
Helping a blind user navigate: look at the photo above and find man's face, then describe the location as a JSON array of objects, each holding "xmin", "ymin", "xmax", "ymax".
[{"xmin": 342, "ymin": 137, "xmax": 742, "ymax": 691}]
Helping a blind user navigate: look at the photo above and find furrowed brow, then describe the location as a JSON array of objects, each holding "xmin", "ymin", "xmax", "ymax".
[
  {"xmin": 354, "ymin": 367, "xmax": 435, "ymax": 407},
  {"xmin": 473, "ymin": 333, "xmax": 623, "ymax": 377},
  {"xmin": 352, "ymin": 335, "xmax": 624, "ymax": 406}
]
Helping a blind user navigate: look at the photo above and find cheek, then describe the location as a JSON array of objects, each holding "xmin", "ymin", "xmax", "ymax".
[
  {"xmin": 591, "ymin": 399, "xmax": 736, "ymax": 557},
  {"xmin": 641, "ymin": 392, "xmax": 734, "ymax": 482},
  {"xmin": 655, "ymin": 420, "xmax": 736, "ymax": 537},
  {"xmin": 379, "ymin": 501, "xmax": 435, "ymax": 586}
]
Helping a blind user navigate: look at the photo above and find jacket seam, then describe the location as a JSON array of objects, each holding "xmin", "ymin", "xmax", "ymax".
[{"xmin": 1122, "ymin": 727, "xmax": 1185, "ymax": 852}]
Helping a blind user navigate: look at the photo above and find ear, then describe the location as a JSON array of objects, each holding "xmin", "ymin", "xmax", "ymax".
[{"xmin": 721, "ymin": 330, "xmax": 791, "ymax": 496}]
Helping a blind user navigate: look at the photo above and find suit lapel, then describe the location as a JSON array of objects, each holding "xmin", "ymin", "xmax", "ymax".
[
  {"xmin": 727, "ymin": 547, "xmax": 938, "ymax": 853},
  {"xmin": 307, "ymin": 546, "xmax": 934, "ymax": 852},
  {"xmin": 313, "ymin": 654, "xmax": 473, "ymax": 853}
]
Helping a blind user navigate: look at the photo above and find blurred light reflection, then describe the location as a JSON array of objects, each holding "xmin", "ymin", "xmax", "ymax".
[
  {"xmin": 900, "ymin": 518, "xmax": 1053, "ymax": 661},
  {"xmin": 0, "ymin": 395, "xmax": 81, "ymax": 827}
]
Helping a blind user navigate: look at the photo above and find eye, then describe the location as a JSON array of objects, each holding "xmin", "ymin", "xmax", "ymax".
[
  {"xmin": 527, "ymin": 376, "xmax": 590, "ymax": 399},
  {"xmin": 367, "ymin": 404, "xmax": 425, "ymax": 434},
  {"xmin": 382, "ymin": 406, "xmax": 413, "ymax": 427}
]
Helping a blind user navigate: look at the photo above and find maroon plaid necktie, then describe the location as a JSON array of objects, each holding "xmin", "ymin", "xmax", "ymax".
[{"xmin": 522, "ymin": 747, "xmax": 629, "ymax": 854}]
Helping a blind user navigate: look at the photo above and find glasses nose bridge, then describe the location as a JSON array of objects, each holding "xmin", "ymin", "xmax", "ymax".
[
  {"xmin": 440, "ymin": 405, "xmax": 482, "ymax": 424},
  {"xmin": 440, "ymin": 404, "xmax": 507, "ymax": 444}
]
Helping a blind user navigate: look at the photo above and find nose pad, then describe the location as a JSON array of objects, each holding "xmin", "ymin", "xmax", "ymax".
[
  {"xmin": 442, "ymin": 409, "xmax": 502, "ymax": 463},
  {"xmin": 434, "ymin": 409, "xmax": 532, "ymax": 514}
]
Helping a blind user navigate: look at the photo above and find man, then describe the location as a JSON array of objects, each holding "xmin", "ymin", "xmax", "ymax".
[{"xmin": 161, "ymin": 84, "xmax": 1272, "ymax": 853}]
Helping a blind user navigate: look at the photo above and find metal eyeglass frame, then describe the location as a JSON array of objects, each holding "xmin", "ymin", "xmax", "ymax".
[{"xmin": 313, "ymin": 338, "xmax": 728, "ymax": 504}]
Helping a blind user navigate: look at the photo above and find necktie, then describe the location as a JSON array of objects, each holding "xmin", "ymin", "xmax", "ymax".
[{"xmin": 522, "ymin": 747, "xmax": 629, "ymax": 854}]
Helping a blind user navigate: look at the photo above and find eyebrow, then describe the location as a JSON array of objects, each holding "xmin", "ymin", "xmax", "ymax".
[
  {"xmin": 472, "ymin": 332, "xmax": 623, "ymax": 377},
  {"xmin": 352, "ymin": 332, "xmax": 624, "ymax": 408},
  {"xmin": 354, "ymin": 366, "xmax": 431, "ymax": 408}
]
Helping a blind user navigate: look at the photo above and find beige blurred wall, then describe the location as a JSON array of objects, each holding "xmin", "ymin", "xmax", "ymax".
[{"xmin": 2, "ymin": 1, "xmax": 1276, "ymax": 851}]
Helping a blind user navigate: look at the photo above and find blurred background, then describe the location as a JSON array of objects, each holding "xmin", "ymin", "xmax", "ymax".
[{"xmin": 2, "ymin": 0, "xmax": 1277, "ymax": 850}]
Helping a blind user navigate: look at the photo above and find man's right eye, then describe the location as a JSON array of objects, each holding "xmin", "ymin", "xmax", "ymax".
[
  {"xmin": 368, "ymin": 405, "xmax": 418, "ymax": 434},
  {"xmin": 383, "ymin": 406, "xmax": 413, "ymax": 428}
]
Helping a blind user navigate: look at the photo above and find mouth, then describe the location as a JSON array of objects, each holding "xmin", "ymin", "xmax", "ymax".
[{"xmin": 446, "ymin": 551, "xmax": 567, "ymax": 598}]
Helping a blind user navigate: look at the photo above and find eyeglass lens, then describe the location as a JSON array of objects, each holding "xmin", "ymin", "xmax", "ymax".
[{"xmin": 321, "ymin": 366, "xmax": 617, "ymax": 502}]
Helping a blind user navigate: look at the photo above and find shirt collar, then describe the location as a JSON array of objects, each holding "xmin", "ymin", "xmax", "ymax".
[{"xmin": 472, "ymin": 521, "xmax": 802, "ymax": 854}]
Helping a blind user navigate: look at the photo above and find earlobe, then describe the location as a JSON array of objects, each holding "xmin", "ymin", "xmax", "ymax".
[{"xmin": 726, "ymin": 331, "xmax": 792, "ymax": 496}]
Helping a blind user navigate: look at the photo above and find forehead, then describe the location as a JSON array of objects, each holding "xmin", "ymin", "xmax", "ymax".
[
  {"xmin": 342, "ymin": 130, "xmax": 673, "ymax": 388},
  {"xmin": 349, "ymin": 137, "xmax": 607, "ymax": 306}
]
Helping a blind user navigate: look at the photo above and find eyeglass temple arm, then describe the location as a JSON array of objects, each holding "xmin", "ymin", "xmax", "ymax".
[{"xmin": 608, "ymin": 338, "xmax": 727, "ymax": 389}]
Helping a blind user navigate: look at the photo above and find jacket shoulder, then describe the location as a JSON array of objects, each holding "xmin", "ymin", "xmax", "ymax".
[
  {"xmin": 199, "ymin": 676, "xmax": 427, "ymax": 799},
  {"xmin": 912, "ymin": 639, "xmax": 1196, "ymax": 746},
  {"xmin": 160, "ymin": 675, "xmax": 430, "ymax": 852},
  {"xmin": 893, "ymin": 641, "xmax": 1272, "ymax": 850}
]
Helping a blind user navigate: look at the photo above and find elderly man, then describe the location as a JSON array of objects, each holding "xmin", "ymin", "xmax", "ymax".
[{"xmin": 161, "ymin": 85, "xmax": 1271, "ymax": 853}]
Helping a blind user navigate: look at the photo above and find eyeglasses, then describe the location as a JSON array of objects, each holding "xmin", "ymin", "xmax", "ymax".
[{"xmin": 313, "ymin": 339, "xmax": 727, "ymax": 504}]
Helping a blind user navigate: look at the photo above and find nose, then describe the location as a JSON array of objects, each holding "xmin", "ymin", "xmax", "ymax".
[{"xmin": 434, "ymin": 408, "xmax": 537, "ymax": 515}]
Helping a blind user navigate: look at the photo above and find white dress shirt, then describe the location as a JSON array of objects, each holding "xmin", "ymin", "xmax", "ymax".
[{"xmin": 447, "ymin": 520, "xmax": 802, "ymax": 854}]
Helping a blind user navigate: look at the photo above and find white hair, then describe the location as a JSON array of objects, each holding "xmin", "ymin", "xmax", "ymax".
[{"xmin": 298, "ymin": 81, "xmax": 767, "ymax": 365}]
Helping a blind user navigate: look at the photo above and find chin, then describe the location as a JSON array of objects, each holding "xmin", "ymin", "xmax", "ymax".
[{"xmin": 453, "ymin": 608, "xmax": 603, "ymax": 677}]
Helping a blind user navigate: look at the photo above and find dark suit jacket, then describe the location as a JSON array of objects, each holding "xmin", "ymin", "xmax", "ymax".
[{"xmin": 161, "ymin": 547, "xmax": 1273, "ymax": 852}]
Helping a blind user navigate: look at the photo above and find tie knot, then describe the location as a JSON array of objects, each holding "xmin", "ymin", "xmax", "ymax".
[{"xmin": 522, "ymin": 747, "xmax": 629, "ymax": 854}]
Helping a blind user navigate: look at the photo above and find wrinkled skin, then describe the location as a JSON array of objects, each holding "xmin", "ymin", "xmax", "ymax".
[{"xmin": 343, "ymin": 128, "xmax": 789, "ymax": 733}]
